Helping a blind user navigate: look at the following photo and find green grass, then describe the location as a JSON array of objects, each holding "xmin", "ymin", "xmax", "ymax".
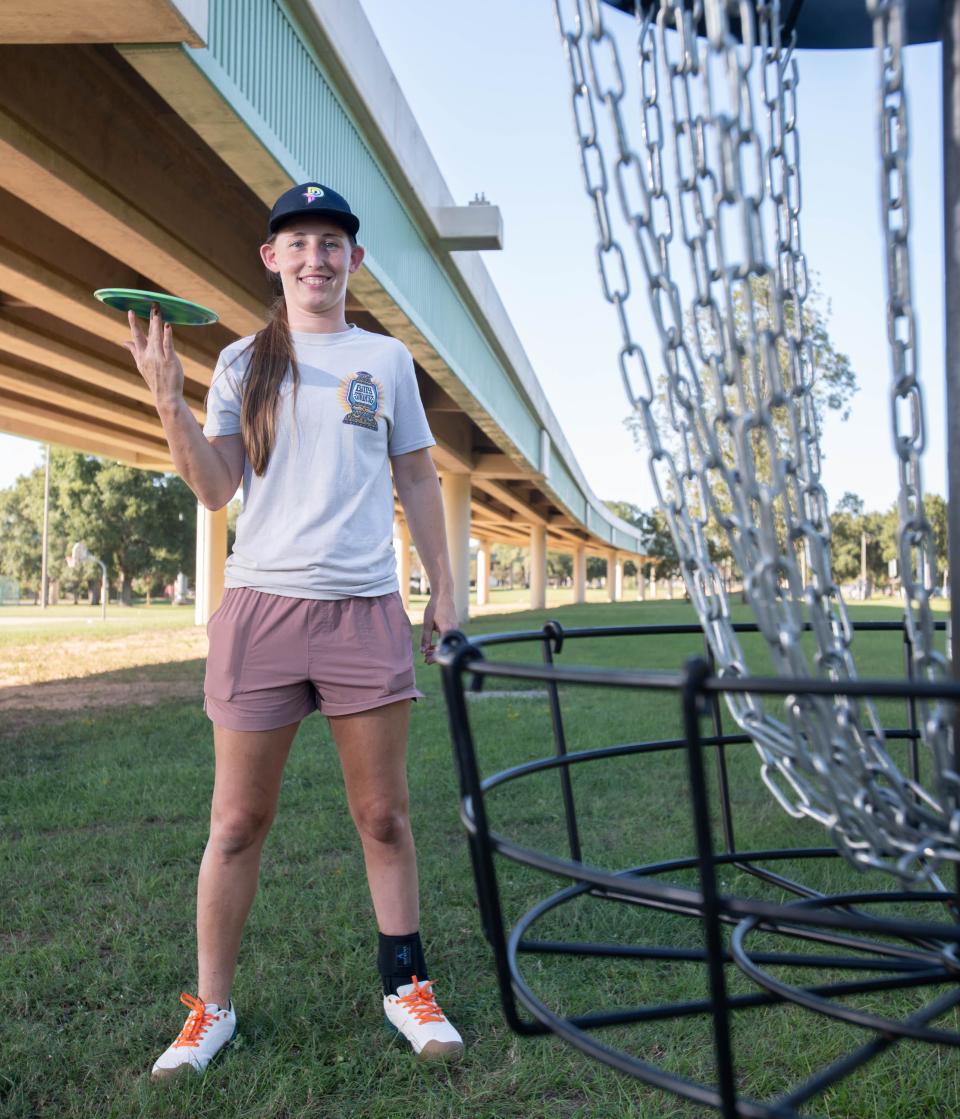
[
  {"xmin": 1, "ymin": 600, "xmax": 956, "ymax": 1118},
  {"xmin": 0, "ymin": 604, "xmax": 197, "ymax": 650}
]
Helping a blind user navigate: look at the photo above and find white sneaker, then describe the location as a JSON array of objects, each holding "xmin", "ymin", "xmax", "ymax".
[
  {"xmin": 150, "ymin": 993, "xmax": 237, "ymax": 1079},
  {"xmin": 384, "ymin": 976, "xmax": 464, "ymax": 1061}
]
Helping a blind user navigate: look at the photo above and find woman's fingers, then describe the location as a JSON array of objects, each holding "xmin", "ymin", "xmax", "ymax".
[
  {"xmin": 148, "ymin": 302, "xmax": 162, "ymax": 345},
  {"xmin": 122, "ymin": 306, "xmax": 183, "ymax": 406},
  {"xmin": 127, "ymin": 309, "xmax": 146, "ymax": 353}
]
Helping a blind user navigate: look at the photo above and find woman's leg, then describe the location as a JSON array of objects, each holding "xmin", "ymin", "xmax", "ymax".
[
  {"xmin": 328, "ymin": 700, "xmax": 418, "ymax": 935},
  {"xmin": 330, "ymin": 699, "xmax": 463, "ymax": 1060},
  {"xmin": 196, "ymin": 720, "xmax": 300, "ymax": 1006}
]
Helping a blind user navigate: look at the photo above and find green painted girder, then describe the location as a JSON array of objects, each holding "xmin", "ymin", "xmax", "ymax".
[{"xmin": 184, "ymin": 0, "xmax": 643, "ymax": 554}]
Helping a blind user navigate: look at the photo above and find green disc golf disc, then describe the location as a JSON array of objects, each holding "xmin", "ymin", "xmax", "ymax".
[{"xmin": 94, "ymin": 288, "xmax": 219, "ymax": 326}]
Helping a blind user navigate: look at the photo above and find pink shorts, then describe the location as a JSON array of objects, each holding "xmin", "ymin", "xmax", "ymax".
[{"xmin": 204, "ymin": 588, "xmax": 422, "ymax": 731}]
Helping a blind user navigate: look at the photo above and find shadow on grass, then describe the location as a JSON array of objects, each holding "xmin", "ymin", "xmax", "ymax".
[{"xmin": 0, "ymin": 657, "xmax": 206, "ymax": 737}]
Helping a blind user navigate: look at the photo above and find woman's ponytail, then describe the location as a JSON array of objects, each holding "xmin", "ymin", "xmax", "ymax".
[{"xmin": 240, "ymin": 295, "xmax": 299, "ymax": 476}]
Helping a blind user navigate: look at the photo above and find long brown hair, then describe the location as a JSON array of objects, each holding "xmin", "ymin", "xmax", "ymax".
[{"xmin": 240, "ymin": 282, "xmax": 299, "ymax": 476}]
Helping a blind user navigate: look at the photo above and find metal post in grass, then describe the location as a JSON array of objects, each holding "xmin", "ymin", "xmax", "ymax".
[
  {"xmin": 40, "ymin": 443, "xmax": 50, "ymax": 609},
  {"xmin": 67, "ymin": 541, "xmax": 107, "ymax": 621}
]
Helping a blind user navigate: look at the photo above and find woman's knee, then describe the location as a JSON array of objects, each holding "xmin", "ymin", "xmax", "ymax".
[
  {"xmin": 352, "ymin": 797, "xmax": 410, "ymax": 847},
  {"xmin": 208, "ymin": 806, "xmax": 274, "ymax": 858}
]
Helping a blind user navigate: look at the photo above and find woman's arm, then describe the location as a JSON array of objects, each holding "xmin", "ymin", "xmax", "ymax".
[
  {"xmin": 124, "ymin": 307, "xmax": 244, "ymax": 509},
  {"xmin": 391, "ymin": 448, "xmax": 458, "ymax": 662}
]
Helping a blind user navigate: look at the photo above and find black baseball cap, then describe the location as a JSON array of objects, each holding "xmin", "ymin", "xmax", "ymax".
[{"xmin": 267, "ymin": 182, "xmax": 360, "ymax": 238}]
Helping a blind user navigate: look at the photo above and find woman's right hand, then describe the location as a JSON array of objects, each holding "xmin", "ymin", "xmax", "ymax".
[{"xmin": 123, "ymin": 305, "xmax": 185, "ymax": 413}]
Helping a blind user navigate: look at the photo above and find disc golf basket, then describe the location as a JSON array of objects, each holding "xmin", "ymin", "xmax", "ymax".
[{"xmin": 438, "ymin": 2, "xmax": 960, "ymax": 1114}]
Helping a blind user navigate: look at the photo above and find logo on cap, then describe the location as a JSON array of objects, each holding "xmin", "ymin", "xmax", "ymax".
[{"xmin": 303, "ymin": 185, "xmax": 325, "ymax": 204}]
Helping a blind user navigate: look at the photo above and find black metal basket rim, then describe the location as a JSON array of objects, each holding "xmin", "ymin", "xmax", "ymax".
[
  {"xmin": 465, "ymin": 812, "xmax": 960, "ymax": 941},
  {"xmin": 504, "ymin": 918, "xmax": 954, "ymax": 1119},
  {"xmin": 506, "ymin": 877, "xmax": 960, "ymax": 1053},
  {"xmin": 477, "ymin": 728, "xmax": 925, "ymax": 796},
  {"xmin": 443, "ymin": 652, "xmax": 960, "ymax": 702},
  {"xmin": 512, "ymin": 869, "xmax": 947, "ymax": 966},
  {"xmin": 458, "ymin": 619, "xmax": 947, "ymax": 651},
  {"xmin": 730, "ymin": 899, "xmax": 960, "ymax": 1045}
]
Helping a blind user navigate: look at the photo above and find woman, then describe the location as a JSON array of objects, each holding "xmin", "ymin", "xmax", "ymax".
[{"xmin": 125, "ymin": 182, "xmax": 463, "ymax": 1077}]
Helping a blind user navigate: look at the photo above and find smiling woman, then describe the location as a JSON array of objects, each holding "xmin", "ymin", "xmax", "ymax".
[
  {"xmin": 237, "ymin": 185, "xmax": 366, "ymax": 477},
  {"xmin": 119, "ymin": 178, "xmax": 465, "ymax": 1079}
]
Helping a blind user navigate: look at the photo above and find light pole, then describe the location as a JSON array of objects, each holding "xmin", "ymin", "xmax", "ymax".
[
  {"xmin": 40, "ymin": 443, "xmax": 50, "ymax": 609},
  {"xmin": 860, "ymin": 531, "xmax": 871, "ymax": 602}
]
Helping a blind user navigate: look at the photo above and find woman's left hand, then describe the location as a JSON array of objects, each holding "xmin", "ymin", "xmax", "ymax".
[{"xmin": 420, "ymin": 591, "xmax": 458, "ymax": 665}]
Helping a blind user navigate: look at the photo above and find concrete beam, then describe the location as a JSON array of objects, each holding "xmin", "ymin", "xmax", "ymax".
[
  {"xmin": 0, "ymin": 240, "xmax": 218, "ymax": 389},
  {"xmin": 433, "ymin": 203, "xmax": 504, "ymax": 251},
  {"xmin": 472, "ymin": 478, "xmax": 549, "ymax": 526},
  {"xmin": 0, "ymin": 109, "xmax": 264, "ymax": 338},
  {"xmin": 0, "ymin": 2, "xmax": 205, "ymax": 46},
  {"xmin": 428, "ymin": 441, "xmax": 472, "ymax": 477},
  {"xmin": 0, "ymin": 47, "xmax": 270, "ymax": 333},
  {"xmin": 119, "ymin": 44, "xmax": 291, "ymax": 209},
  {"xmin": 118, "ymin": 41, "xmax": 544, "ymax": 484},
  {"xmin": 0, "ymin": 411, "xmax": 169, "ymax": 469},
  {"xmin": 0, "ymin": 361, "xmax": 166, "ymax": 439},
  {"xmin": 426, "ymin": 411, "xmax": 474, "ymax": 470},
  {"xmin": 472, "ymin": 452, "xmax": 542, "ymax": 480},
  {"xmin": 0, "ymin": 316, "xmax": 206, "ymax": 419},
  {"xmin": 0, "ymin": 391, "xmax": 170, "ymax": 459},
  {"xmin": 417, "ymin": 377, "xmax": 462, "ymax": 412}
]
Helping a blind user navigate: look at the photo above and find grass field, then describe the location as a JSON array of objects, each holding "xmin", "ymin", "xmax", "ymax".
[{"xmin": 2, "ymin": 598, "xmax": 957, "ymax": 1118}]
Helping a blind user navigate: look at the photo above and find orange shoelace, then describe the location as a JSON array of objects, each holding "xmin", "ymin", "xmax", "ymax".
[
  {"xmin": 172, "ymin": 993, "xmax": 215, "ymax": 1049},
  {"xmin": 395, "ymin": 977, "xmax": 446, "ymax": 1024}
]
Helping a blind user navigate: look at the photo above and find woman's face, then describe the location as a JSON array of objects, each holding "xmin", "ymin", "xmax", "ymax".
[{"xmin": 260, "ymin": 218, "xmax": 364, "ymax": 328}]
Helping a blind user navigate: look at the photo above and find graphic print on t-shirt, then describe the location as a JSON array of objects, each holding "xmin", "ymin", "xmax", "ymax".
[{"xmin": 339, "ymin": 371, "xmax": 384, "ymax": 431}]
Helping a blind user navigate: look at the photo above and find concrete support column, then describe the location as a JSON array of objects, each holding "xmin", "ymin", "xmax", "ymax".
[
  {"xmin": 637, "ymin": 568, "xmax": 646, "ymax": 601},
  {"xmin": 650, "ymin": 564, "xmax": 657, "ymax": 600},
  {"xmin": 395, "ymin": 519, "xmax": 411, "ymax": 610},
  {"xmin": 607, "ymin": 550, "xmax": 620, "ymax": 602},
  {"xmin": 573, "ymin": 546, "xmax": 586, "ymax": 604},
  {"xmin": 476, "ymin": 540, "xmax": 490, "ymax": 607},
  {"xmin": 529, "ymin": 524, "xmax": 547, "ymax": 611},
  {"xmin": 440, "ymin": 472, "xmax": 471, "ymax": 625},
  {"xmin": 195, "ymin": 501, "xmax": 227, "ymax": 625}
]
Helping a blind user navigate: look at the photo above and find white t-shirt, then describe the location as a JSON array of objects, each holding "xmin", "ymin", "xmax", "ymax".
[{"xmin": 203, "ymin": 324, "xmax": 434, "ymax": 599}]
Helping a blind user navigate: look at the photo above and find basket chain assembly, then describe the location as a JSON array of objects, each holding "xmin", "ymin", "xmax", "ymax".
[{"xmin": 554, "ymin": 0, "xmax": 956, "ymax": 880}]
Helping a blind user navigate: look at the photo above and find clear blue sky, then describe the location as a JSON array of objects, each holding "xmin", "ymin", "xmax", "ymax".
[{"xmin": 0, "ymin": 4, "xmax": 947, "ymax": 518}]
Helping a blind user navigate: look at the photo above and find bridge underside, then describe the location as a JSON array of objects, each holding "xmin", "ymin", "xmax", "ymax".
[
  {"xmin": 0, "ymin": 1, "xmax": 651, "ymax": 620},
  {"xmin": 0, "ymin": 42, "xmax": 603, "ymax": 551}
]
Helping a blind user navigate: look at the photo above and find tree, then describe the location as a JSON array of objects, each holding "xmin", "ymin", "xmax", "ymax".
[
  {"xmin": 625, "ymin": 276, "xmax": 858, "ymax": 570},
  {"xmin": 546, "ymin": 550, "xmax": 572, "ymax": 584},
  {"xmin": 830, "ymin": 492, "xmax": 893, "ymax": 592},
  {"xmin": 604, "ymin": 499, "xmax": 680, "ymax": 581},
  {"xmin": 0, "ymin": 451, "xmax": 195, "ymax": 603},
  {"xmin": 490, "ymin": 544, "xmax": 525, "ymax": 589},
  {"xmin": 878, "ymin": 492, "xmax": 949, "ymax": 590}
]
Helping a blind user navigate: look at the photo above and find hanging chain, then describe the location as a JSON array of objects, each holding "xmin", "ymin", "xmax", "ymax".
[
  {"xmin": 868, "ymin": 0, "xmax": 957, "ymax": 812},
  {"xmin": 554, "ymin": 0, "xmax": 957, "ymax": 881}
]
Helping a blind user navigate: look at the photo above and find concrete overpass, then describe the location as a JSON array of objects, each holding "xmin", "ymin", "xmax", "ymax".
[{"xmin": 0, "ymin": 0, "xmax": 649, "ymax": 622}]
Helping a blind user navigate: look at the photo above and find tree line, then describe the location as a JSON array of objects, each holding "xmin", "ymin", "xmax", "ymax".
[
  {"xmin": 0, "ymin": 451, "xmax": 196, "ymax": 604},
  {"xmin": 605, "ymin": 494, "xmax": 950, "ymax": 596},
  {"xmin": 1, "ymin": 450, "xmax": 947, "ymax": 605}
]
